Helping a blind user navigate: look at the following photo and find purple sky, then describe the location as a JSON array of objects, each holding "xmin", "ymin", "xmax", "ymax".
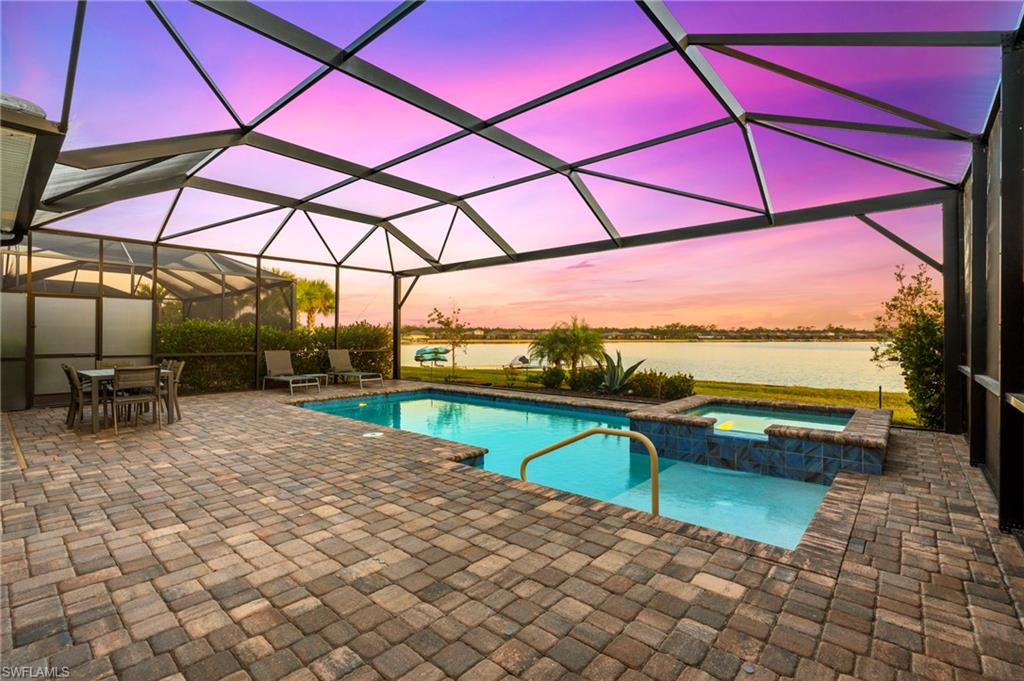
[{"xmin": 4, "ymin": 1, "xmax": 1019, "ymax": 327}]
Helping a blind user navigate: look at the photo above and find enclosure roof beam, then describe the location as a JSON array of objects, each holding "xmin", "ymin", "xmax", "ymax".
[
  {"xmin": 746, "ymin": 113, "xmax": 969, "ymax": 141},
  {"xmin": 751, "ymin": 120, "xmax": 956, "ymax": 185},
  {"xmin": 576, "ymin": 169, "xmax": 763, "ymax": 214},
  {"xmin": 184, "ymin": 177, "xmax": 384, "ymax": 224},
  {"xmin": 708, "ymin": 45, "xmax": 973, "ymax": 138},
  {"xmin": 394, "ymin": 187, "xmax": 955, "ymax": 277},
  {"xmin": 58, "ymin": 1, "xmax": 86, "ymax": 132},
  {"xmin": 57, "ymin": 130, "xmax": 245, "ymax": 168},
  {"xmin": 687, "ymin": 31, "xmax": 1008, "ymax": 47},
  {"xmin": 244, "ymin": 133, "xmax": 458, "ymax": 203}
]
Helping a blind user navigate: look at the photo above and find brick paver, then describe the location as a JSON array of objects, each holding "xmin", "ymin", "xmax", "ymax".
[{"xmin": 2, "ymin": 382, "xmax": 1023, "ymax": 680}]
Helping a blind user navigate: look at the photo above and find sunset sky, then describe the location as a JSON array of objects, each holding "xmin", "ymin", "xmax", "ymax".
[{"xmin": 3, "ymin": 1, "xmax": 1018, "ymax": 329}]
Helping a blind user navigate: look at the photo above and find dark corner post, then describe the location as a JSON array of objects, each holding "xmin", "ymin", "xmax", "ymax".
[
  {"xmin": 942, "ymin": 192, "xmax": 964, "ymax": 434},
  {"xmin": 969, "ymin": 140, "xmax": 988, "ymax": 465},
  {"xmin": 151, "ymin": 244, "xmax": 159, "ymax": 364},
  {"xmin": 334, "ymin": 265, "xmax": 340, "ymax": 349},
  {"xmin": 255, "ymin": 256, "xmax": 262, "ymax": 389},
  {"xmin": 392, "ymin": 276, "xmax": 402, "ymax": 380},
  {"xmin": 998, "ymin": 33, "xmax": 1023, "ymax": 531}
]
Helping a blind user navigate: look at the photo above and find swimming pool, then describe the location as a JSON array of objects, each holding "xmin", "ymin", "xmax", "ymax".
[
  {"xmin": 303, "ymin": 391, "xmax": 827, "ymax": 548},
  {"xmin": 685, "ymin": 403, "xmax": 851, "ymax": 439}
]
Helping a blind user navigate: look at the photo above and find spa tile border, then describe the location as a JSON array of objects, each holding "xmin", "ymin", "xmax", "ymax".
[{"xmin": 628, "ymin": 394, "xmax": 891, "ymax": 449}]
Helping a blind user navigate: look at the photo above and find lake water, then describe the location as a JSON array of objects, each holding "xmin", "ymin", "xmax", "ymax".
[{"xmin": 401, "ymin": 341, "xmax": 905, "ymax": 392}]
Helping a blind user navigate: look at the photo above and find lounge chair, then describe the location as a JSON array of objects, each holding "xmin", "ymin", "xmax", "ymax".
[
  {"xmin": 262, "ymin": 351, "xmax": 327, "ymax": 395},
  {"xmin": 327, "ymin": 349, "xmax": 384, "ymax": 388}
]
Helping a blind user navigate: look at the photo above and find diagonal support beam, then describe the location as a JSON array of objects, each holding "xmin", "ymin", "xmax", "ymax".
[
  {"xmin": 856, "ymin": 215, "xmax": 942, "ymax": 271},
  {"xmin": 378, "ymin": 221, "xmax": 439, "ymax": 268},
  {"xmin": 454, "ymin": 202, "xmax": 516, "ymax": 260},
  {"xmin": 569, "ymin": 172, "xmax": 621, "ymax": 245}
]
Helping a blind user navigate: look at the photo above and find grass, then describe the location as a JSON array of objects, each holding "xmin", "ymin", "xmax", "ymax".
[{"xmin": 400, "ymin": 365, "xmax": 917, "ymax": 426}]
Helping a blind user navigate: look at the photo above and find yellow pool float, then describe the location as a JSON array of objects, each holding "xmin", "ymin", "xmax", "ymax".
[{"xmin": 717, "ymin": 421, "xmax": 734, "ymax": 431}]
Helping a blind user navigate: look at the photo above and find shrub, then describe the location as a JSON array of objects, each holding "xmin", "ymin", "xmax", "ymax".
[
  {"xmin": 629, "ymin": 369, "xmax": 695, "ymax": 400},
  {"xmin": 597, "ymin": 351, "xmax": 644, "ymax": 394},
  {"xmin": 630, "ymin": 369, "xmax": 669, "ymax": 398},
  {"xmin": 568, "ymin": 367, "xmax": 603, "ymax": 392},
  {"xmin": 662, "ymin": 372, "xmax": 696, "ymax": 400},
  {"xmin": 156, "ymin": 319, "xmax": 391, "ymax": 394},
  {"xmin": 872, "ymin": 264, "xmax": 943, "ymax": 428},
  {"xmin": 540, "ymin": 366, "xmax": 566, "ymax": 389}
]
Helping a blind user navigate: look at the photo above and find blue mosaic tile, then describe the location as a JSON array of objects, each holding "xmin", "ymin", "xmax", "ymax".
[
  {"xmin": 822, "ymin": 457, "xmax": 841, "ymax": 478},
  {"xmin": 841, "ymin": 445, "xmax": 863, "ymax": 464},
  {"xmin": 801, "ymin": 440, "xmax": 823, "ymax": 457},
  {"xmin": 801, "ymin": 454, "xmax": 824, "ymax": 472},
  {"xmin": 863, "ymin": 448, "xmax": 883, "ymax": 468},
  {"xmin": 821, "ymin": 444, "xmax": 843, "ymax": 460}
]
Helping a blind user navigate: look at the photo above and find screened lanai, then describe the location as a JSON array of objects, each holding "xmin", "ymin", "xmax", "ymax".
[{"xmin": 1, "ymin": 1, "xmax": 1022, "ymax": 528}]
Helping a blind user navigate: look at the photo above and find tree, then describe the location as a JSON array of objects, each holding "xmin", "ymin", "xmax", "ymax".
[
  {"xmin": 872, "ymin": 264, "xmax": 944, "ymax": 428},
  {"xmin": 295, "ymin": 278, "xmax": 336, "ymax": 330},
  {"xmin": 529, "ymin": 316, "xmax": 605, "ymax": 374},
  {"xmin": 428, "ymin": 306, "xmax": 470, "ymax": 378}
]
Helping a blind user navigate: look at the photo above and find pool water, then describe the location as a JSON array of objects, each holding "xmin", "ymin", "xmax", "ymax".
[
  {"xmin": 686, "ymin": 404, "xmax": 850, "ymax": 439},
  {"xmin": 304, "ymin": 391, "xmax": 828, "ymax": 548}
]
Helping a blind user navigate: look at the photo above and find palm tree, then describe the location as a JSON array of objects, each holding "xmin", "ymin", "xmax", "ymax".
[
  {"xmin": 529, "ymin": 316, "xmax": 604, "ymax": 374},
  {"xmin": 295, "ymin": 278, "xmax": 336, "ymax": 330}
]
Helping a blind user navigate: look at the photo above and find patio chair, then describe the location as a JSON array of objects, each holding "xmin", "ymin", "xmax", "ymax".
[
  {"xmin": 110, "ymin": 365, "xmax": 163, "ymax": 435},
  {"xmin": 262, "ymin": 351, "xmax": 324, "ymax": 395},
  {"xmin": 62, "ymin": 364, "xmax": 109, "ymax": 429},
  {"xmin": 327, "ymin": 349, "xmax": 384, "ymax": 388},
  {"xmin": 96, "ymin": 359, "xmax": 135, "ymax": 369},
  {"xmin": 158, "ymin": 359, "xmax": 186, "ymax": 421}
]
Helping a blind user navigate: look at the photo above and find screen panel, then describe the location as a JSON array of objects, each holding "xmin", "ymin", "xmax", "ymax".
[
  {"xmin": 498, "ymin": 54, "xmax": 728, "ymax": 161},
  {"xmin": 359, "ymin": 0, "xmax": 667, "ymax": 118},
  {"xmin": 259, "ymin": 71, "xmax": 461, "ymax": 167},
  {"xmin": 465, "ymin": 174, "xmax": 609, "ymax": 252},
  {"xmin": 63, "ymin": 1, "xmax": 235, "ymax": 149}
]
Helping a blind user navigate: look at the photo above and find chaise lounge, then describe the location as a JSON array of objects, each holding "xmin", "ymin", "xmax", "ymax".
[
  {"xmin": 327, "ymin": 349, "xmax": 385, "ymax": 388},
  {"xmin": 262, "ymin": 350, "xmax": 327, "ymax": 395}
]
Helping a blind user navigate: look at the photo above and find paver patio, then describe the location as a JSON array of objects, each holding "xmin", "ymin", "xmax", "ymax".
[{"xmin": 2, "ymin": 384, "xmax": 1023, "ymax": 681}]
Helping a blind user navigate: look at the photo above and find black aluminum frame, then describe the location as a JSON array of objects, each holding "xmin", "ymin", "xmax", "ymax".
[{"xmin": 9, "ymin": 0, "xmax": 1024, "ymax": 528}]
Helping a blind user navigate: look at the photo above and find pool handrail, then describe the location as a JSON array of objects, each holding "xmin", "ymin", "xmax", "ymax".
[{"xmin": 519, "ymin": 427, "xmax": 660, "ymax": 516}]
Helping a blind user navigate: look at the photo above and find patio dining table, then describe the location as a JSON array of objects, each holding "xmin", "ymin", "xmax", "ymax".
[{"xmin": 77, "ymin": 368, "xmax": 175, "ymax": 434}]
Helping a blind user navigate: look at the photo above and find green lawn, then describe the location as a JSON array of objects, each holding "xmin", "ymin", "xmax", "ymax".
[{"xmin": 399, "ymin": 365, "xmax": 917, "ymax": 426}]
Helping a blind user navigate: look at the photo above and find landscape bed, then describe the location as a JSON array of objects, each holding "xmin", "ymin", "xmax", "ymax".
[{"xmin": 301, "ymin": 389, "xmax": 835, "ymax": 549}]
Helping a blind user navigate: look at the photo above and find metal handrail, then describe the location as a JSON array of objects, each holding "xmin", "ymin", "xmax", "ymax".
[{"xmin": 519, "ymin": 427, "xmax": 660, "ymax": 516}]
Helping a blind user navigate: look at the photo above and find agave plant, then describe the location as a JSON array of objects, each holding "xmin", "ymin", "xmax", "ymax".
[{"xmin": 599, "ymin": 351, "xmax": 644, "ymax": 394}]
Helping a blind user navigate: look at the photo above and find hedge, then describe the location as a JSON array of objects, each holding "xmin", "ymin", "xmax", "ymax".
[{"xmin": 156, "ymin": 319, "xmax": 392, "ymax": 394}]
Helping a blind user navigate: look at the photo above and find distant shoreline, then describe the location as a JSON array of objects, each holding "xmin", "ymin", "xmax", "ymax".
[{"xmin": 400, "ymin": 338, "xmax": 885, "ymax": 345}]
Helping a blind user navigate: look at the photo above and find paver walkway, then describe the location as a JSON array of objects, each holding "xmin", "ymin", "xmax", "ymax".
[{"xmin": 2, "ymin": 384, "xmax": 1022, "ymax": 681}]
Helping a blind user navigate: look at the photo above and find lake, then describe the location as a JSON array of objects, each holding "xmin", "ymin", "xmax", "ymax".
[{"xmin": 401, "ymin": 341, "xmax": 905, "ymax": 392}]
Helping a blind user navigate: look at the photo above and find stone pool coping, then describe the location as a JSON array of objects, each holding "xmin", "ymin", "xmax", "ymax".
[
  {"xmin": 628, "ymin": 394, "xmax": 892, "ymax": 449},
  {"xmin": 290, "ymin": 383, "xmax": 867, "ymax": 577}
]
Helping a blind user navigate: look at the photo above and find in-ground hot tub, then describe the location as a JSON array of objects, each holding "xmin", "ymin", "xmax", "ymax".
[{"xmin": 628, "ymin": 396, "xmax": 891, "ymax": 484}]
